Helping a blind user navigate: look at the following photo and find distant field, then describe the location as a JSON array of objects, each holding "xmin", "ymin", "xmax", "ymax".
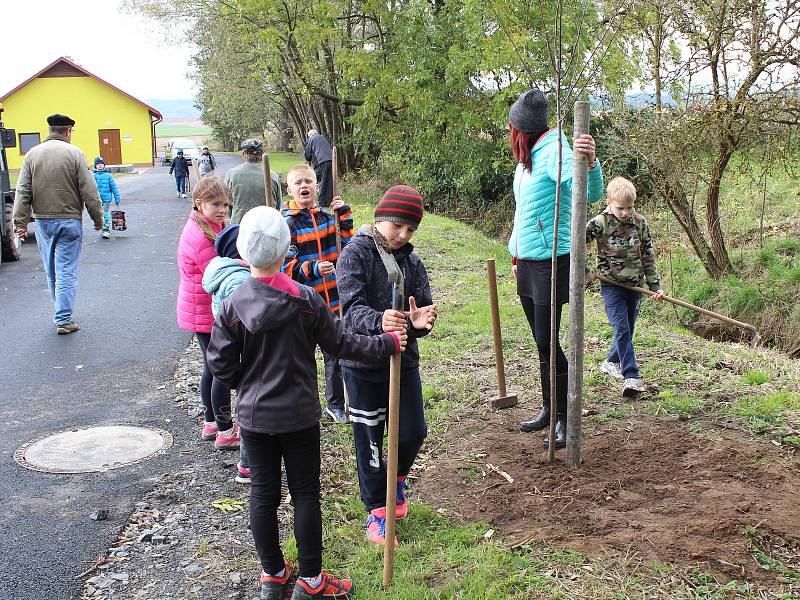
[{"xmin": 155, "ymin": 124, "xmax": 212, "ymax": 137}]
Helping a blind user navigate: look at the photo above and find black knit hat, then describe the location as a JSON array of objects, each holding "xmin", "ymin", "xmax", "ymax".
[
  {"xmin": 375, "ymin": 185, "xmax": 424, "ymax": 226},
  {"xmin": 47, "ymin": 114, "xmax": 75, "ymax": 127},
  {"xmin": 508, "ymin": 90, "xmax": 548, "ymax": 134}
]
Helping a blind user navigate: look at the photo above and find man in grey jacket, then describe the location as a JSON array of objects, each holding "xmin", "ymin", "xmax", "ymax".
[
  {"xmin": 13, "ymin": 114, "xmax": 103, "ymax": 334},
  {"xmin": 303, "ymin": 129, "xmax": 333, "ymax": 207},
  {"xmin": 224, "ymin": 139, "xmax": 281, "ymax": 222}
]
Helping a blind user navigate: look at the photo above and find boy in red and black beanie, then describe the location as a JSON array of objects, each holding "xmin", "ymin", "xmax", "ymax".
[{"xmin": 336, "ymin": 185, "xmax": 438, "ymax": 546}]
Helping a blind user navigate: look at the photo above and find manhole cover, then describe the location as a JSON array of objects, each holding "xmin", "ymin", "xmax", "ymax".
[{"xmin": 15, "ymin": 425, "xmax": 173, "ymax": 474}]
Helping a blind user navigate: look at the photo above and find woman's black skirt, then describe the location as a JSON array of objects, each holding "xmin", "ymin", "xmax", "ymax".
[{"xmin": 516, "ymin": 253, "xmax": 571, "ymax": 305}]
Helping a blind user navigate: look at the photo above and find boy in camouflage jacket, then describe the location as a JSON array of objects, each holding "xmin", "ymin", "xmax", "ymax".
[{"xmin": 586, "ymin": 176, "xmax": 664, "ymax": 396}]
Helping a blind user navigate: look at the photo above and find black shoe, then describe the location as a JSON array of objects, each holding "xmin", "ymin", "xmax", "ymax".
[
  {"xmin": 520, "ymin": 408, "xmax": 550, "ymax": 432},
  {"xmin": 543, "ymin": 415, "xmax": 567, "ymax": 449},
  {"xmin": 325, "ymin": 405, "xmax": 349, "ymax": 424}
]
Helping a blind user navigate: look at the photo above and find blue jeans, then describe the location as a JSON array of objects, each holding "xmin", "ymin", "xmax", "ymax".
[
  {"xmin": 601, "ymin": 283, "xmax": 642, "ymax": 379},
  {"xmin": 175, "ymin": 175, "xmax": 187, "ymax": 194},
  {"xmin": 35, "ymin": 218, "xmax": 83, "ymax": 325}
]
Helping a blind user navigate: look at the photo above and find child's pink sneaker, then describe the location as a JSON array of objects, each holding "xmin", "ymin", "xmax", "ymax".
[
  {"xmin": 395, "ymin": 475, "xmax": 408, "ymax": 520},
  {"xmin": 365, "ymin": 507, "xmax": 398, "ymax": 546},
  {"xmin": 235, "ymin": 463, "xmax": 251, "ymax": 484},
  {"xmin": 201, "ymin": 421, "xmax": 218, "ymax": 441},
  {"xmin": 214, "ymin": 426, "xmax": 240, "ymax": 450}
]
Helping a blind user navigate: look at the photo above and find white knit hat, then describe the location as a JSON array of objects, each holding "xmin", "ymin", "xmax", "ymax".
[{"xmin": 236, "ymin": 206, "xmax": 290, "ymax": 269}]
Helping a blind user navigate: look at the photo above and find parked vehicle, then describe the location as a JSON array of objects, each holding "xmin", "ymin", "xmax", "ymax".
[
  {"xmin": 165, "ymin": 139, "xmax": 200, "ymax": 163},
  {"xmin": 0, "ymin": 103, "xmax": 20, "ymax": 263}
]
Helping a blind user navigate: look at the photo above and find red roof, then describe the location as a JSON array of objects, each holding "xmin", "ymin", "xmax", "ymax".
[{"xmin": 0, "ymin": 56, "xmax": 162, "ymax": 119}]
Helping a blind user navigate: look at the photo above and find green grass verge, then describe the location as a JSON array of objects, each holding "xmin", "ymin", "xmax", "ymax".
[
  {"xmin": 155, "ymin": 124, "xmax": 212, "ymax": 137},
  {"xmin": 278, "ymin": 184, "xmax": 798, "ymax": 598}
]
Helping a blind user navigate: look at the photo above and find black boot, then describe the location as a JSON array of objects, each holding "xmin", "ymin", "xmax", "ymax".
[
  {"xmin": 520, "ymin": 407, "xmax": 550, "ymax": 432},
  {"xmin": 543, "ymin": 414, "xmax": 567, "ymax": 449}
]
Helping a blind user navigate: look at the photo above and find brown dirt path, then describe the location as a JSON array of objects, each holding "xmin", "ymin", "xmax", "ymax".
[{"xmin": 415, "ymin": 411, "xmax": 800, "ymax": 582}]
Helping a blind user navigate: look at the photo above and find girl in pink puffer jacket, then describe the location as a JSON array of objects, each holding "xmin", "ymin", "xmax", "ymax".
[{"xmin": 177, "ymin": 176, "xmax": 240, "ymax": 450}]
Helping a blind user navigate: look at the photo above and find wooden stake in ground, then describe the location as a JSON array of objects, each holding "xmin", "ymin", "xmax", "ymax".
[
  {"xmin": 486, "ymin": 259, "xmax": 518, "ymax": 409},
  {"xmin": 191, "ymin": 157, "xmax": 201, "ymax": 185},
  {"xmin": 566, "ymin": 101, "xmax": 590, "ymax": 469},
  {"xmin": 262, "ymin": 153, "xmax": 274, "ymax": 208},
  {"xmin": 372, "ymin": 229, "xmax": 405, "ymax": 587},
  {"xmin": 332, "ymin": 146, "xmax": 342, "ymax": 255}
]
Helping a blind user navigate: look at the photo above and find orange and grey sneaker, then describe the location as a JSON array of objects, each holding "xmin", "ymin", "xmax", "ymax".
[
  {"xmin": 290, "ymin": 571, "xmax": 354, "ymax": 599},
  {"xmin": 365, "ymin": 507, "xmax": 398, "ymax": 546},
  {"xmin": 259, "ymin": 562, "xmax": 294, "ymax": 599}
]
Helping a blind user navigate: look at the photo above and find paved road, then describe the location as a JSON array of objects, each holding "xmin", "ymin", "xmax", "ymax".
[{"xmin": 0, "ymin": 155, "xmax": 240, "ymax": 599}]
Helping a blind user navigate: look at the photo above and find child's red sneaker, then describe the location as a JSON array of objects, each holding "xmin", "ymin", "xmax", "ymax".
[
  {"xmin": 259, "ymin": 562, "xmax": 294, "ymax": 600},
  {"xmin": 396, "ymin": 475, "xmax": 409, "ymax": 520},
  {"xmin": 365, "ymin": 507, "xmax": 398, "ymax": 546},
  {"xmin": 289, "ymin": 571, "xmax": 354, "ymax": 599}
]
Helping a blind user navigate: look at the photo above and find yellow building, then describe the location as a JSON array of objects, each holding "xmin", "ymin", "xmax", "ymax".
[{"xmin": 0, "ymin": 56, "xmax": 162, "ymax": 169}]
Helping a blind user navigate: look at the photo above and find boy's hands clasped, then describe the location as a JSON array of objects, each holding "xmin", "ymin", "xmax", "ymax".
[{"xmin": 382, "ymin": 296, "xmax": 438, "ymax": 352}]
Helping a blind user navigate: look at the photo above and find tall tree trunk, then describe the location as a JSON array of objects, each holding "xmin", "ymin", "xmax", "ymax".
[
  {"xmin": 705, "ymin": 147, "xmax": 735, "ymax": 276},
  {"xmin": 662, "ymin": 181, "xmax": 726, "ymax": 279}
]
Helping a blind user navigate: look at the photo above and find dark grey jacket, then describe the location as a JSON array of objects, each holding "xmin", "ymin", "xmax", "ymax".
[
  {"xmin": 207, "ymin": 276, "xmax": 398, "ymax": 434},
  {"xmin": 337, "ymin": 225, "xmax": 433, "ymax": 370},
  {"xmin": 303, "ymin": 133, "xmax": 332, "ymax": 167}
]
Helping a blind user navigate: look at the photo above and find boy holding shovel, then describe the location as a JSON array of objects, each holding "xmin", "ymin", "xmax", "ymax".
[
  {"xmin": 281, "ymin": 164, "xmax": 353, "ymax": 423},
  {"xmin": 586, "ymin": 176, "xmax": 664, "ymax": 396},
  {"xmin": 336, "ymin": 186, "xmax": 438, "ymax": 546}
]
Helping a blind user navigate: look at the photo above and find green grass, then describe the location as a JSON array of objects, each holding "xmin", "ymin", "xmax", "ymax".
[
  {"xmin": 9, "ymin": 169, "xmax": 19, "ymax": 188},
  {"xmin": 155, "ymin": 124, "xmax": 212, "ymax": 137},
  {"xmin": 277, "ymin": 184, "xmax": 800, "ymax": 598},
  {"xmin": 265, "ymin": 152, "xmax": 304, "ymax": 176}
]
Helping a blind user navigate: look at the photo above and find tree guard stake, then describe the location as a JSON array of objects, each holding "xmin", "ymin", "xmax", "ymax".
[
  {"xmin": 566, "ymin": 101, "xmax": 590, "ymax": 469},
  {"xmin": 486, "ymin": 259, "xmax": 518, "ymax": 409},
  {"xmin": 262, "ymin": 153, "xmax": 274, "ymax": 208}
]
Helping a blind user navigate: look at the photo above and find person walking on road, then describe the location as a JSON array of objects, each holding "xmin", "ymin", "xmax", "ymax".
[
  {"xmin": 197, "ymin": 146, "xmax": 217, "ymax": 177},
  {"xmin": 169, "ymin": 149, "xmax": 190, "ymax": 198},
  {"xmin": 225, "ymin": 139, "xmax": 281, "ymax": 222},
  {"xmin": 303, "ymin": 129, "xmax": 333, "ymax": 207},
  {"xmin": 92, "ymin": 157, "xmax": 121, "ymax": 239},
  {"xmin": 13, "ymin": 113, "xmax": 103, "ymax": 335}
]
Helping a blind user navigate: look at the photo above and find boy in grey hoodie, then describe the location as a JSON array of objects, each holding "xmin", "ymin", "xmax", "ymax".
[{"xmin": 207, "ymin": 207, "xmax": 406, "ymax": 600}]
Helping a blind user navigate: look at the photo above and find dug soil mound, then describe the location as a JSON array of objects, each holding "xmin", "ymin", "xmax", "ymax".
[{"xmin": 415, "ymin": 412, "xmax": 799, "ymax": 582}]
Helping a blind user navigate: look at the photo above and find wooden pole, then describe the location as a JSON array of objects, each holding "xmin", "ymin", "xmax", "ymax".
[
  {"xmin": 487, "ymin": 259, "xmax": 518, "ymax": 409},
  {"xmin": 262, "ymin": 153, "xmax": 274, "ymax": 208},
  {"xmin": 333, "ymin": 146, "xmax": 341, "ymax": 255},
  {"xmin": 566, "ymin": 101, "xmax": 590, "ymax": 469},
  {"xmin": 383, "ymin": 283, "xmax": 403, "ymax": 587}
]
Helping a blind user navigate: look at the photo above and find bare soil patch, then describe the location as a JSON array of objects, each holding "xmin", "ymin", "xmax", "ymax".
[{"xmin": 415, "ymin": 410, "xmax": 800, "ymax": 583}]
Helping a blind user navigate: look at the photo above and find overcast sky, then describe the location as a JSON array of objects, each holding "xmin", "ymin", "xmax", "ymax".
[{"xmin": 0, "ymin": 0, "xmax": 195, "ymax": 101}]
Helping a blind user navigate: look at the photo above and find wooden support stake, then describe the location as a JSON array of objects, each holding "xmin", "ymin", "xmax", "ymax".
[
  {"xmin": 333, "ymin": 146, "xmax": 341, "ymax": 255},
  {"xmin": 487, "ymin": 259, "xmax": 518, "ymax": 409},
  {"xmin": 262, "ymin": 153, "xmax": 274, "ymax": 208},
  {"xmin": 566, "ymin": 101, "xmax": 590, "ymax": 469}
]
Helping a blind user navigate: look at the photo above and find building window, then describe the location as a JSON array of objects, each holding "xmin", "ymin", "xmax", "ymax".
[{"xmin": 19, "ymin": 133, "xmax": 41, "ymax": 154}]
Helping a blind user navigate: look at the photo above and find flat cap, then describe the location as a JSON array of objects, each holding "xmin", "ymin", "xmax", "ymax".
[
  {"xmin": 240, "ymin": 139, "xmax": 264, "ymax": 154},
  {"xmin": 47, "ymin": 114, "xmax": 75, "ymax": 127}
]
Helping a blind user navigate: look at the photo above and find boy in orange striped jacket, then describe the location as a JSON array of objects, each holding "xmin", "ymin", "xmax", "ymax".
[{"xmin": 281, "ymin": 164, "xmax": 354, "ymax": 423}]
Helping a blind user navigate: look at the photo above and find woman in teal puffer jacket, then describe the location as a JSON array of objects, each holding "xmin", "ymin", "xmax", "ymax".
[{"xmin": 507, "ymin": 89, "xmax": 605, "ymax": 448}]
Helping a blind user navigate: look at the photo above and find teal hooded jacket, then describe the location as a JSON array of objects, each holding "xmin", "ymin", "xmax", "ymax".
[
  {"xmin": 508, "ymin": 129, "xmax": 605, "ymax": 261},
  {"xmin": 202, "ymin": 256, "xmax": 251, "ymax": 317}
]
